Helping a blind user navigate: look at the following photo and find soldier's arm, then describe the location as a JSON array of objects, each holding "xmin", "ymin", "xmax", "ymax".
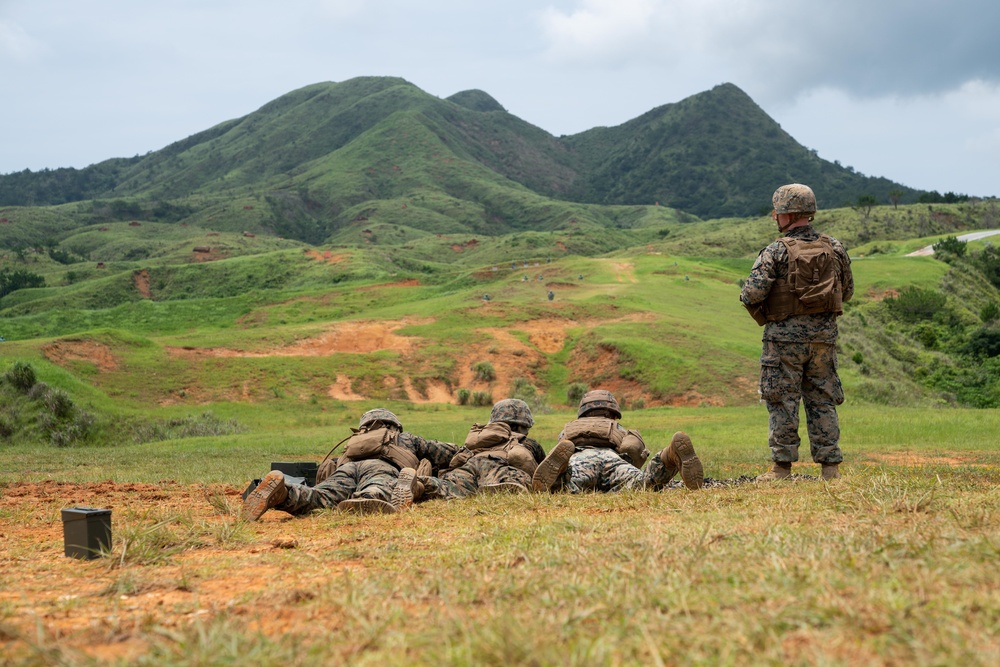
[
  {"xmin": 740, "ymin": 245, "xmax": 779, "ymax": 305},
  {"xmin": 407, "ymin": 433, "xmax": 459, "ymax": 470},
  {"xmin": 522, "ymin": 437, "xmax": 547, "ymax": 463},
  {"xmin": 835, "ymin": 241, "xmax": 855, "ymax": 303}
]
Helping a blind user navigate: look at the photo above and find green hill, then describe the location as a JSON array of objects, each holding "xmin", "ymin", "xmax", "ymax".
[{"xmin": 0, "ymin": 77, "xmax": 925, "ymax": 240}]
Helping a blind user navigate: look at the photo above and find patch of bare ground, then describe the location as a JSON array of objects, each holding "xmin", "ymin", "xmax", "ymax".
[
  {"xmin": 0, "ymin": 481, "xmax": 385, "ymax": 663},
  {"xmin": 303, "ymin": 249, "xmax": 347, "ymax": 264},
  {"xmin": 166, "ymin": 319, "xmax": 430, "ymax": 359},
  {"xmin": 867, "ymin": 287, "xmax": 900, "ymax": 301},
  {"xmin": 132, "ymin": 269, "xmax": 152, "ymax": 299},
  {"xmin": 870, "ymin": 452, "xmax": 995, "ymax": 468},
  {"xmin": 41, "ymin": 340, "xmax": 120, "ymax": 373}
]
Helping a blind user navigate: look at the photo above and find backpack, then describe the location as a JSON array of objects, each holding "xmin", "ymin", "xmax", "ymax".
[
  {"xmin": 448, "ymin": 422, "xmax": 537, "ymax": 475},
  {"xmin": 783, "ymin": 235, "xmax": 841, "ymax": 309},
  {"xmin": 561, "ymin": 417, "xmax": 625, "ymax": 449},
  {"xmin": 315, "ymin": 426, "xmax": 419, "ymax": 483}
]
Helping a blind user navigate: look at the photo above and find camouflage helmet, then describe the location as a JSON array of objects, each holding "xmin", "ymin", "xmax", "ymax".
[
  {"xmin": 358, "ymin": 408, "xmax": 402, "ymax": 431},
  {"xmin": 772, "ymin": 183, "xmax": 817, "ymax": 215},
  {"xmin": 489, "ymin": 398, "xmax": 534, "ymax": 429},
  {"xmin": 577, "ymin": 389, "xmax": 622, "ymax": 419}
]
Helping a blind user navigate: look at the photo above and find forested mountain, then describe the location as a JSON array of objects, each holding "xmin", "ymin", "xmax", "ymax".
[{"xmin": 0, "ymin": 77, "xmax": 920, "ymax": 240}]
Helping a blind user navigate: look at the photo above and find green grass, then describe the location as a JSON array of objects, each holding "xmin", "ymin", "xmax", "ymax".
[{"xmin": 1, "ymin": 403, "xmax": 997, "ymax": 665}]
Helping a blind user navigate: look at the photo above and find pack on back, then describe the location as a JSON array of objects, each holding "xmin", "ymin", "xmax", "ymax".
[{"xmin": 783, "ymin": 235, "xmax": 840, "ymax": 309}]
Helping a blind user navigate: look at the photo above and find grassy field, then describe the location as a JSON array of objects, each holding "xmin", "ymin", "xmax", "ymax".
[{"xmin": 1, "ymin": 404, "xmax": 998, "ymax": 665}]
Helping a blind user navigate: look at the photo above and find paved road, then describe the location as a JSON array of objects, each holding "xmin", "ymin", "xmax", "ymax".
[{"xmin": 906, "ymin": 229, "xmax": 1000, "ymax": 256}]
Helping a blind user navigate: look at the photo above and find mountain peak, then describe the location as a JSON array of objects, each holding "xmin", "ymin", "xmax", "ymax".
[{"xmin": 447, "ymin": 89, "xmax": 506, "ymax": 113}]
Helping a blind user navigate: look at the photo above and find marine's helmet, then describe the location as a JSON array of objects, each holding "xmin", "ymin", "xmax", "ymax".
[
  {"xmin": 358, "ymin": 408, "xmax": 402, "ymax": 431},
  {"xmin": 772, "ymin": 183, "xmax": 817, "ymax": 215},
  {"xmin": 577, "ymin": 389, "xmax": 622, "ymax": 419},
  {"xmin": 489, "ymin": 398, "xmax": 534, "ymax": 429}
]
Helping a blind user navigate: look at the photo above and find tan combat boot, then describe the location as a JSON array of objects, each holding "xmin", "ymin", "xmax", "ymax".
[
  {"xmin": 821, "ymin": 463, "xmax": 841, "ymax": 481},
  {"xmin": 480, "ymin": 482, "xmax": 529, "ymax": 494},
  {"xmin": 755, "ymin": 462, "xmax": 792, "ymax": 482},
  {"xmin": 390, "ymin": 467, "xmax": 418, "ymax": 509},
  {"xmin": 662, "ymin": 431, "xmax": 703, "ymax": 490},
  {"xmin": 531, "ymin": 439, "xmax": 575, "ymax": 492},
  {"xmin": 242, "ymin": 471, "xmax": 288, "ymax": 521}
]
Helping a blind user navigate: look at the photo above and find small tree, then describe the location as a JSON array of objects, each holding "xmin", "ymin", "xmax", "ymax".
[
  {"xmin": 888, "ymin": 189, "xmax": 904, "ymax": 209},
  {"xmin": 855, "ymin": 194, "xmax": 878, "ymax": 219}
]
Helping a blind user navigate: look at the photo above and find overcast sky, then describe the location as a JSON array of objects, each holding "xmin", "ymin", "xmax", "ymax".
[{"xmin": 2, "ymin": 0, "xmax": 998, "ymax": 198}]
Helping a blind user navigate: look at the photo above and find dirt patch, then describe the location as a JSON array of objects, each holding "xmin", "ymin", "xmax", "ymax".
[
  {"xmin": 166, "ymin": 319, "xmax": 429, "ymax": 359},
  {"xmin": 356, "ymin": 279, "xmax": 420, "ymax": 291},
  {"xmin": 869, "ymin": 452, "xmax": 991, "ymax": 467},
  {"xmin": 866, "ymin": 287, "xmax": 900, "ymax": 301},
  {"xmin": 133, "ymin": 269, "xmax": 152, "ymax": 299},
  {"xmin": 327, "ymin": 375, "xmax": 367, "ymax": 401},
  {"xmin": 303, "ymin": 249, "xmax": 346, "ymax": 264},
  {"xmin": 611, "ymin": 262, "xmax": 638, "ymax": 284},
  {"xmin": 42, "ymin": 340, "xmax": 120, "ymax": 373},
  {"xmin": 0, "ymin": 481, "xmax": 386, "ymax": 662}
]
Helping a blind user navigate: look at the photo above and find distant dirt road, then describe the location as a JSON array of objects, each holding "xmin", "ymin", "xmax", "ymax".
[{"xmin": 906, "ymin": 229, "xmax": 1000, "ymax": 256}]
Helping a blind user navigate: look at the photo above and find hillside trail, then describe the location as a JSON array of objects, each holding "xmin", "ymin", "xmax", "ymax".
[{"xmin": 905, "ymin": 228, "xmax": 1000, "ymax": 256}]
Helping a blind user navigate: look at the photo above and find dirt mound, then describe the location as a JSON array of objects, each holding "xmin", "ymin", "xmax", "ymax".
[{"xmin": 42, "ymin": 340, "xmax": 120, "ymax": 372}]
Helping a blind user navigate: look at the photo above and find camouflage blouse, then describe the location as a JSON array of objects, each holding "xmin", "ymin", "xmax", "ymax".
[{"xmin": 740, "ymin": 225, "xmax": 854, "ymax": 344}]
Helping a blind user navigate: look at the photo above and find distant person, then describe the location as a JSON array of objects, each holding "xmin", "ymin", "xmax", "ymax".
[
  {"xmin": 547, "ymin": 290, "xmax": 554, "ymax": 301},
  {"xmin": 531, "ymin": 390, "xmax": 704, "ymax": 493},
  {"xmin": 242, "ymin": 409, "xmax": 457, "ymax": 519},
  {"xmin": 739, "ymin": 184, "xmax": 854, "ymax": 481}
]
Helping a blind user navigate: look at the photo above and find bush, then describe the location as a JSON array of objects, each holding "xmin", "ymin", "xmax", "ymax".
[
  {"xmin": 932, "ymin": 236, "xmax": 966, "ymax": 259},
  {"xmin": 510, "ymin": 377, "xmax": 550, "ymax": 415},
  {"xmin": 471, "ymin": 361, "xmax": 496, "ymax": 382},
  {"xmin": 885, "ymin": 286, "xmax": 947, "ymax": 323},
  {"xmin": 981, "ymin": 301, "xmax": 1000, "ymax": 323},
  {"xmin": 4, "ymin": 361, "xmax": 37, "ymax": 393},
  {"xmin": 567, "ymin": 382, "xmax": 588, "ymax": 405},
  {"xmin": 27, "ymin": 381, "xmax": 50, "ymax": 400},
  {"xmin": 471, "ymin": 390, "xmax": 493, "ymax": 407},
  {"xmin": 456, "ymin": 388, "xmax": 471, "ymax": 405},
  {"xmin": 43, "ymin": 388, "xmax": 75, "ymax": 419}
]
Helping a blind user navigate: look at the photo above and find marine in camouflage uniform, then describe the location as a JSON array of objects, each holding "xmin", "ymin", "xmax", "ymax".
[
  {"xmin": 243, "ymin": 408, "xmax": 457, "ymax": 519},
  {"xmin": 532, "ymin": 390, "xmax": 704, "ymax": 493},
  {"xmin": 418, "ymin": 399, "xmax": 546, "ymax": 500},
  {"xmin": 739, "ymin": 184, "xmax": 854, "ymax": 481}
]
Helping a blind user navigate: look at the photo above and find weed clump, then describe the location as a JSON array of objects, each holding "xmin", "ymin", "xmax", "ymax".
[
  {"xmin": 471, "ymin": 361, "xmax": 496, "ymax": 382},
  {"xmin": 3, "ymin": 361, "xmax": 37, "ymax": 393},
  {"xmin": 125, "ymin": 412, "xmax": 246, "ymax": 444},
  {"xmin": 471, "ymin": 390, "xmax": 493, "ymax": 407},
  {"xmin": 566, "ymin": 382, "xmax": 588, "ymax": 405},
  {"xmin": 456, "ymin": 388, "xmax": 471, "ymax": 405}
]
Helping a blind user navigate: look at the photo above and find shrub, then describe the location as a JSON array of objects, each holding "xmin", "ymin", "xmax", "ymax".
[
  {"xmin": 27, "ymin": 381, "xmax": 50, "ymax": 400},
  {"xmin": 4, "ymin": 361, "xmax": 37, "ymax": 393},
  {"xmin": 885, "ymin": 286, "xmax": 947, "ymax": 323},
  {"xmin": 932, "ymin": 236, "xmax": 966, "ymax": 259},
  {"xmin": 456, "ymin": 388, "xmax": 471, "ymax": 405},
  {"xmin": 981, "ymin": 301, "xmax": 999, "ymax": 323},
  {"xmin": 471, "ymin": 390, "xmax": 493, "ymax": 407},
  {"xmin": 567, "ymin": 382, "xmax": 588, "ymax": 405},
  {"xmin": 43, "ymin": 388, "xmax": 75, "ymax": 419},
  {"xmin": 851, "ymin": 352, "xmax": 864, "ymax": 365},
  {"xmin": 471, "ymin": 361, "xmax": 496, "ymax": 382}
]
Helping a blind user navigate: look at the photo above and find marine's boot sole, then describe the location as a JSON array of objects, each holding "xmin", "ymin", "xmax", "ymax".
[
  {"xmin": 337, "ymin": 498, "xmax": 398, "ymax": 514},
  {"xmin": 242, "ymin": 470, "xmax": 287, "ymax": 522},
  {"xmin": 391, "ymin": 467, "xmax": 418, "ymax": 509},
  {"xmin": 531, "ymin": 439, "xmax": 575, "ymax": 492},
  {"xmin": 670, "ymin": 431, "xmax": 704, "ymax": 490}
]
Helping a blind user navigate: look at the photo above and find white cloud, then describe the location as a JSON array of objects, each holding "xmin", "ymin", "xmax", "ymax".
[{"xmin": 0, "ymin": 19, "xmax": 46, "ymax": 61}]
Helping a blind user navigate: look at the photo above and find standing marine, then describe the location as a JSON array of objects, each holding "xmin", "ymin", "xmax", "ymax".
[
  {"xmin": 531, "ymin": 389, "xmax": 704, "ymax": 493},
  {"xmin": 739, "ymin": 183, "xmax": 854, "ymax": 481}
]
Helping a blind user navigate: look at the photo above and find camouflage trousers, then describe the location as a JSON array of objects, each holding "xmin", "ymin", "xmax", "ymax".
[
  {"xmin": 419, "ymin": 455, "xmax": 532, "ymax": 500},
  {"xmin": 556, "ymin": 447, "xmax": 677, "ymax": 493},
  {"xmin": 277, "ymin": 459, "xmax": 399, "ymax": 515},
  {"xmin": 759, "ymin": 340, "xmax": 845, "ymax": 464}
]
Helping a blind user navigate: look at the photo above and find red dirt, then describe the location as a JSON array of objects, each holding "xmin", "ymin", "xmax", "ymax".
[
  {"xmin": 133, "ymin": 269, "xmax": 152, "ymax": 300},
  {"xmin": 41, "ymin": 341, "xmax": 120, "ymax": 373},
  {"xmin": 303, "ymin": 249, "xmax": 346, "ymax": 264},
  {"xmin": 0, "ymin": 480, "xmax": 385, "ymax": 662}
]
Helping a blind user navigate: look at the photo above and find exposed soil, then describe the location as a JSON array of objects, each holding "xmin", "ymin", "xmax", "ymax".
[
  {"xmin": 303, "ymin": 249, "xmax": 346, "ymax": 264},
  {"xmin": 41, "ymin": 340, "xmax": 120, "ymax": 373},
  {"xmin": 0, "ymin": 480, "xmax": 380, "ymax": 662},
  {"xmin": 132, "ymin": 269, "xmax": 152, "ymax": 300}
]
